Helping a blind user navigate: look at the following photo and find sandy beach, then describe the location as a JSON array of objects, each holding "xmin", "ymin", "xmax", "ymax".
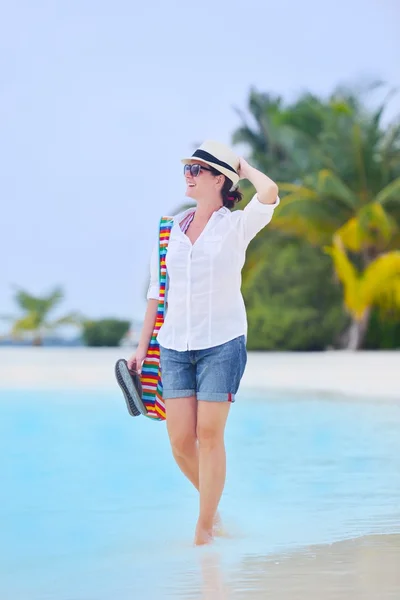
[
  {"xmin": 199, "ymin": 533, "xmax": 400, "ymax": 599},
  {"xmin": 0, "ymin": 347, "xmax": 398, "ymax": 400}
]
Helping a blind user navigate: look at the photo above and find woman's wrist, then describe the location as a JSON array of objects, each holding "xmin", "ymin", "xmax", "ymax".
[
  {"xmin": 137, "ymin": 341, "xmax": 148, "ymax": 354},
  {"xmin": 238, "ymin": 157, "xmax": 253, "ymax": 181}
]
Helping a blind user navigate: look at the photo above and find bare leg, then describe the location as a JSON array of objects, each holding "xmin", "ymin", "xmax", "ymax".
[
  {"xmin": 165, "ymin": 396, "xmax": 199, "ymax": 490},
  {"xmin": 195, "ymin": 401, "xmax": 230, "ymax": 545}
]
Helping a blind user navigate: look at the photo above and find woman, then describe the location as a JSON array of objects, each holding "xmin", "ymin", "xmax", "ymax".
[{"xmin": 128, "ymin": 140, "xmax": 279, "ymax": 545}]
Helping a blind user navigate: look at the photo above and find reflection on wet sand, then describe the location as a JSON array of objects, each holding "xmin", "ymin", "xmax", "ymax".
[
  {"xmin": 192, "ymin": 534, "xmax": 400, "ymax": 600},
  {"xmin": 200, "ymin": 552, "xmax": 229, "ymax": 600}
]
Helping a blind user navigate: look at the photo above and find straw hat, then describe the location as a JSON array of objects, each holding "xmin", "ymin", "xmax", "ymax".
[{"xmin": 181, "ymin": 140, "xmax": 240, "ymax": 189}]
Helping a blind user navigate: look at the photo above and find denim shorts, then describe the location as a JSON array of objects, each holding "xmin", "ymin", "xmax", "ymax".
[{"xmin": 159, "ymin": 335, "xmax": 247, "ymax": 402}]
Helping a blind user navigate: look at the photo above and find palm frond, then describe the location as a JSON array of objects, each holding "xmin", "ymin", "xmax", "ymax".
[
  {"xmin": 276, "ymin": 178, "xmax": 352, "ymax": 230},
  {"xmin": 336, "ymin": 203, "xmax": 396, "ymax": 252},
  {"xmin": 43, "ymin": 287, "xmax": 64, "ymax": 312},
  {"xmin": 314, "ymin": 169, "xmax": 359, "ymax": 210},
  {"xmin": 271, "ymin": 215, "xmax": 334, "ymax": 246},
  {"xmin": 325, "ymin": 237, "xmax": 363, "ymax": 317},
  {"xmin": 12, "ymin": 314, "xmax": 41, "ymax": 334},
  {"xmin": 13, "ymin": 289, "xmax": 41, "ymax": 312},
  {"xmin": 375, "ymin": 177, "xmax": 400, "ymax": 206},
  {"xmin": 362, "ymin": 252, "xmax": 400, "ymax": 309},
  {"xmin": 326, "ymin": 238, "xmax": 400, "ymax": 320},
  {"xmin": 51, "ymin": 312, "xmax": 83, "ymax": 327},
  {"xmin": 278, "ymin": 183, "xmax": 317, "ymax": 198},
  {"xmin": 13, "ymin": 286, "xmax": 64, "ymax": 316}
]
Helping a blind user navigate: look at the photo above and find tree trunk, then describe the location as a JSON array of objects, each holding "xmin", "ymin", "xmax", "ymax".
[
  {"xmin": 32, "ymin": 335, "xmax": 43, "ymax": 346},
  {"xmin": 346, "ymin": 309, "xmax": 371, "ymax": 350}
]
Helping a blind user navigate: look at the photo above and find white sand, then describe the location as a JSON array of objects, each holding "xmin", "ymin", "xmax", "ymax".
[
  {"xmin": 206, "ymin": 533, "xmax": 400, "ymax": 599},
  {"xmin": 0, "ymin": 347, "xmax": 398, "ymax": 399}
]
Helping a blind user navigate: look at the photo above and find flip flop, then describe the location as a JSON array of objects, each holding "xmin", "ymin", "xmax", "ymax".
[{"xmin": 114, "ymin": 359, "xmax": 148, "ymax": 417}]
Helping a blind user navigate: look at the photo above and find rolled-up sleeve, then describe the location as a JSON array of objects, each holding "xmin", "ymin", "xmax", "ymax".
[
  {"xmin": 146, "ymin": 241, "xmax": 160, "ymax": 300},
  {"xmin": 239, "ymin": 193, "xmax": 280, "ymax": 245}
]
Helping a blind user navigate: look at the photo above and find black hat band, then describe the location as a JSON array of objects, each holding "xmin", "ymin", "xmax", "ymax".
[{"xmin": 192, "ymin": 149, "xmax": 237, "ymax": 175}]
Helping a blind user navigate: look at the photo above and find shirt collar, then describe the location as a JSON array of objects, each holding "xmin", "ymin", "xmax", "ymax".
[
  {"xmin": 217, "ymin": 206, "xmax": 230, "ymax": 215},
  {"xmin": 174, "ymin": 204, "xmax": 229, "ymax": 223}
]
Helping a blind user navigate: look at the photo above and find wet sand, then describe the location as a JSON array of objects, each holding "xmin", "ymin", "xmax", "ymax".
[
  {"xmin": 198, "ymin": 534, "xmax": 400, "ymax": 599},
  {"xmin": 0, "ymin": 347, "xmax": 398, "ymax": 400}
]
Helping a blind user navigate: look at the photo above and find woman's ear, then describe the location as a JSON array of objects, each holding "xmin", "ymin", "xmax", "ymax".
[{"xmin": 216, "ymin": 174, "xmax": 224, "ymax": 189}]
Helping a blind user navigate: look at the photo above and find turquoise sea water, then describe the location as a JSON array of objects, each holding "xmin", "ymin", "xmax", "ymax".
[{"xmin": 1, "ymin": 388, "xmax": 399, "ymax": 599}]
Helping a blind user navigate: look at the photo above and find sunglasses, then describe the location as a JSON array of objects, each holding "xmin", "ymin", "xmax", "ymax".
[{"xmin": 183, "ymin": 164, "xmax": 213, "ymax": 177}]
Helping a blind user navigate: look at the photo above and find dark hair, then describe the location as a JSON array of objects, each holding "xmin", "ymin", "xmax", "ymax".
[{"xmin": 208, "ymin": 167, "xmax": 243, "ymax": 209}]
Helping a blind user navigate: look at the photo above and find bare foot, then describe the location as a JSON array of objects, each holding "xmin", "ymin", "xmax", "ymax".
[
  {"xmin": 213, "ymin": 512, "xmax": 230, "ymax": 538},
  {"xmin": 213, "ymin": 512, "xmax": 223, "ymax": 536},
  {"xmin": 194, "ymin": 523, "xmax": 214, "ymax": 546}
]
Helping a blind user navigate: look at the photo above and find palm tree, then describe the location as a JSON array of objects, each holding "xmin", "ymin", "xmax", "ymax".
[
  {"xmin": 235, "ymin": 84, "xmax": 400, "ymax": 348},
  {"xmin": 233, "ymin": 88, "xmax": 341, "ymax": 183},
  {"xmin": 4, "ymin": 286, "xmax": 81, "ymax": 346},
  {"xmin": 274, "ymin": 88, "xmax": 400, "ymax": 245},
  {"xmin": 232, "ymin": 89, "xmax": 298, "ymax": 181},
  {"xmin": 275, "ymin": 94, "xmax": 400, "ymax": 347},
  {"xmin": 326, "ymin": 237, "xmax": 400, "ymax": 349}
]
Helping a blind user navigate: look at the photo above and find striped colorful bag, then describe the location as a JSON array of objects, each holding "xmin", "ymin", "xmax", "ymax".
[{"xmin": 139, "ymin": 216, "xmax": 174, "ymax": 421}]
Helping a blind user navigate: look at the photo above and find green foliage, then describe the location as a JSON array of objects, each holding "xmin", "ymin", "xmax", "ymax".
[
  {"xmin": 5, "ymin": 286, "xmax": 81, "ymax": 345},
  {"xmin": 243, "ymin": 232, "xmax": 346, "ymax": 350},
  {"xmin": 234, "ymin": 82, "xmax": 400, "ymax": 349},
  {"xmin": 364, "ymin": 309, "xmax": 400, "ymax": 349},
  {"xmin": 82, "ymin": 319, "xmax": 130, "ymax": 347}
]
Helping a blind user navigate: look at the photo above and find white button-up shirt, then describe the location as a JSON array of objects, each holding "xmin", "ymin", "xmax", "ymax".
[{"xmin": 147, "ymin": 194, "xmax": 280, "ymax": 351}]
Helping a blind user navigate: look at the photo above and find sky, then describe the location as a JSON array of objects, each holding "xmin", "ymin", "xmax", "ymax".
[{"xmin": 1, "ymin": 0, "xmax": 399, "ymax": 331}]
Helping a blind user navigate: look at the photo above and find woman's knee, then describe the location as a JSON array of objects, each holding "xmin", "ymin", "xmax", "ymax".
[
  {"xmin": 196, "ymin": 422, "xmax": 224, "ymax": 449},
  {"xmin": 196, "ymin": 401, "xmax": 229, "ymax": 448},
  {"xmin": 170, "ymin": 430, "xmax": 197, "ymax": 459}
]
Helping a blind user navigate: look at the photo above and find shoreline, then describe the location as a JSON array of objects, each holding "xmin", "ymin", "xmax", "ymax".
[
  {"xmin": 222, "ymin": 532, "xmax": 400, "ymax": 599},
  {"xmin": 1, "ymin": 346, "xmax": 399, "ymax": 598},
  {"xmin": 0, "ymin": 347, "xmax": 398, "ymax": 400}
]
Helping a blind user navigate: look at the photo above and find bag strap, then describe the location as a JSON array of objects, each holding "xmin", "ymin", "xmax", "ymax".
[{"xmin": 158, "ymin": 216, "xmax": 174, "ymax": 310}]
